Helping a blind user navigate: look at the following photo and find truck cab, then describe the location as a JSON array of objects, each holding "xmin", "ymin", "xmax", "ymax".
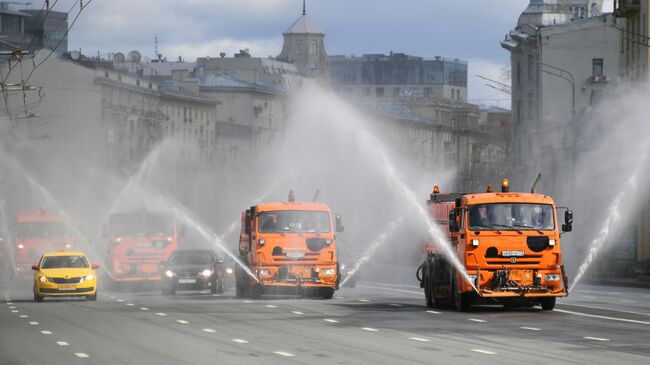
[
  {"xmin": 419, "ymin": 181, "xmax": 572, "ymax": 311},
  {"xmin": 104, "ymin": 210, "xmax": 178, "ymax": 283},
  {"xmin": 236, "ymin": 196, "xmax": 344, "ymax": 299},
  {"xmin": 14, "ymin": 209, "xmax": 74, "ymax": 278}
]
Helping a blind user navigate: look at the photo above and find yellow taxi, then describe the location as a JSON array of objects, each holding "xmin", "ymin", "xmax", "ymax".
[{"xmin": 32, "ymin": 250, "xmax": 99, "ymax": 302}]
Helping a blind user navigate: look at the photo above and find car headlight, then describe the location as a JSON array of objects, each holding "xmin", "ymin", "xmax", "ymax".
[
  {"xmin": 226, "ymin": 268, "xmax": 233, "ymax": 275},
  {"xmin": 321, "ymin": 269, "xmax": 336, "ymax": 275},
  {"xmin": 545, "ymin": 274, "xmax": 560, "ymax": 282},
  {"xmin": 39, "ymin": 276, "xmax": 46, "ymax": 282},
  {"xmin": 258, "ymin": 269, "xmax": 271, "ymax": 276},
  {"xmin": 86, "ymin": 274, "xmax": 94, "ymax": 281},
  {"xmin": 165, "ymin": 270, "xmax": 175, "ymax": 278},
  {"xmin": 200, "ymin": 269, "xmax": 213, "ymax": 277}
]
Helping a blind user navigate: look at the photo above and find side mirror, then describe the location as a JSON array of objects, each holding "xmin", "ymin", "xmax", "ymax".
[
  {"xmin": 562, "ymin": 210, "xmax": 573, "ymax": 232},
  {"xmin": 91, "ymin": 263, "xmax": 100, "ymax": 270},
  {"xmin": 449, "ymin": 211, "xmax": 459, "ymax": 232},
  {"xmin": 31, "ymin": 264, "xmax": 39, "ymax": 271},
  {"xmin": 335, "ymin": 214, "xmax": 345, "ymax": 233}
]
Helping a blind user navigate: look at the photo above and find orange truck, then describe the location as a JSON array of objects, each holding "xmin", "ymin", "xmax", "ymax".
[
  {"xmin": 417, "ymin": 180, "xmax": 572, "ymax": 311},
  {"xmin": 235, "ymin": 192, "xmax": 344, "ymax": 299},
  {"xmin": 13, "ymin": 209, "xmax": 74, "ymax": 278},
  {"xmin": 103, "ymin": 209, "xmax": 178, "ymax": 283}
]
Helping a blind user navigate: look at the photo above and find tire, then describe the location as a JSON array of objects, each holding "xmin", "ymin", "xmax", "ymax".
[
  {"xmin": 453, "ymin": 274, "xmax": 471, "ymax": 312},
  {"xmin": 33, "ymin": 286, "xmax": 43, "ymax": 302},
  {"xmin": 540, "ymin": 297, "xmax": 556, "ymax": 311},
  {"xmin": 321, "ymin": 287, "xmax": 335, "ymax": 299},
  {"xmin": 161, "ymin": 282, "xmax": 175, "ymax": 295},
  {"xmin": 87, "ymin": 294, "xmax": 97, "ymax": 301},
  {"xmin": 424, "ymin": 266, "xmax": 434, "ymax": 308}
]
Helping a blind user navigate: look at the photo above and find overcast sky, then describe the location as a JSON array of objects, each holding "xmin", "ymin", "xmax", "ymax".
[{"xmin": 55, "ymin": 0, "xmax": 615, "ymax": 108}]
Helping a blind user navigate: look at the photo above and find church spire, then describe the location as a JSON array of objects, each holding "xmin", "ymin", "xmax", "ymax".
[{"xmin": 302, "ymin": 0, "xmax": 306, "ymax": 15}]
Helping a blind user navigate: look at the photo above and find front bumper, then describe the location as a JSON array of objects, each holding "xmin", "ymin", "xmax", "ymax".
[
  {"xmin": 36, "ymin": 281, "xmax": 97, "ymax": 296},
  {"xmin": 464, "ymin": 266, "xmax": 569, "ymax": 298},
  {"xmin": 256, "ymin": 264, "xmax": 338, "ymax": 288}
]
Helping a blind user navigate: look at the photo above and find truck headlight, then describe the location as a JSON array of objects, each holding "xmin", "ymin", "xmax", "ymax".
[
  {"xmin": 471, "ymin": 239, "xmax": 479, "ymax": 247},
  {"xmin": 18, "ymin": 244, "xmax": 24, "ymax": 249},
  {"xmin": 39, "ymin": 276, "xmax": 46, "ymax": 282},
  {"xmin": 258, "ymin": 269, "xmax": 271, "ymax": 276},
  {"xmin": 545, "ymin": 274, "xmax": 560, "ymax": 282},
  {"xmin": 259, "ymin": 239, "xmax": 265, "ymax": 246},
  {"xmin": 65, "ymin": 244, "xmax": 72, "ymax": 249},
  {"xmin": 549, "ymin": 239, "xmax": 556, "ymax": 247},
  {"xmin": 226, "ymin": 268, "xmax": 233, "ymax": 275},
  {"xmin": 321, "ymin": 269, "xmax": 336, "ymax": 275},
  {"xmin": 200, "ymin": 269, "xmax": 213, "ymax": 277},
  {"xmin": 165, "ymin": 270, "xmax": 175, "ymax": 278}
]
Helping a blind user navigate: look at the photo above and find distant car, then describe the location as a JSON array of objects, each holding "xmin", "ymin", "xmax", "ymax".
[
  {"xmin": 160, "ymin": 250, "xmax": 224, "ymax": 295},
  {"xmin": 32, "ymin": 250, "xmax": 99, "ymax": 302}
]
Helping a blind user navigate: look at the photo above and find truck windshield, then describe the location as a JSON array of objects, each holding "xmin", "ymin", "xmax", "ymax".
[
  {"xmin": 258, "ymin": 210, "xmax": 331, "ymax": 233},
  {"xmin": 468, "ymin": 203, "xmax": 555, "ymax": 231},
  {"xmin": 42, "ymin": 255, "xmax": 89, "ymax": 269},
  {"xmin": 17, "ymin": 221, "xmax": 70, "ymax": 239},
  {"xmin": 110, "ymin": 212, "xmax": 173, "ymax": 237}
]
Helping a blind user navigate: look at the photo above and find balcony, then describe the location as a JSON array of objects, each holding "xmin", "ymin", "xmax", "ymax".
[{"xmin": 614, "ymin": 0, "xmax": 641, "ymax": 17}]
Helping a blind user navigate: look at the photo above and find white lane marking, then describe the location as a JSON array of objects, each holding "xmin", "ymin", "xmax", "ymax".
[
  {"xmin": 335, "ymin": 296, "xmax": 344, "ymax": 299},
  {"xmin": 358, "ymin": 284, "xmax": 422, "ymax": 296},
  {"xmin": 361, "ymin": 327, "xmax": 379, "ymax": 332},
  {"xmin": 358, "ymin": 299, "xmax": 370, "ymax": 302},
  {"xmin": 40, "ymin": 331, "xmax": 52, "ymax": 335},
  {"xmin": 555, "ymin": 309, "xmax": 650, "ymax": 325},
  {"xmin": 521, "ymin": 327, "xmax": 542, "ymax": 331},
  {"xmin": 29, "ymin": 321, "xmax": 39, "ymax": 325},
  {"xmin": 116, "ymin": 299, "xmax": 124, "ymax": 302},
  {"xmin": 265, "ymin": 305, "xmax": 277, "ymax": 308},
  {"xmin": 11, "ymin": 310, "xmax": 18, "ymax": 313},
  {"xmin": 155, "ymin": 313, "xmax": 167, "ymax": 316},
  {"xmin": 469, "ymin": 319, "xmax": 487, "ymax": 323},
  {"xmin": 202, "ymin": 328, "xmax": 216, "ymax": 333},
  {"xmin": 212, "ymin": 294, "xmax": 221, "ymax": 297},
  {"xmin": 232, "ymin": 338, "xmax": 249, "ymax": 344},
  {"xmin": 560, "ymin": 303, "xmax": 650, "ymax": 317},
  {"xmin": 291, "ymin": 311, "xmax": 304, "ymax": 315},
  {"xmin": 243, "ymin": 300, "xmax": 253, "ymax": 304},
  {"xmin": 6, "ymin": 302, "xmax": 13, "ymax": 305},
  {"xmin": 19, "ymin": 315, "xmax": 28, "ymax": 318},
  {"xmin": 620, "ymin": 300, "xmax": 636, "ymax": 304},
  {"xmin": 74, "ymin": 353, "xmax": 89, "ymax": 358},
  {"xmin": 426, "ymin": 310, "xmax": 441, "ymax": 314},
  {"xmin": 584, "ymin": 336, "xmax": 610, "ymax": 342},
  {"xmin": 109, "ymin": 296, "xmax": 115, "ymax": 299},
  {"xmin": 140, "ymin": 307, "xmax": 149, "ymax": 311},
  {"xmin": 409, "ymin": 337, "xmax": 431, "ymax": 342},
  {"xmin": 389, "ymin": 303, "xmax": 403, "ymax": 307},
  {"xmin": 324, "ymin": 319, "xmax": 339, "ymax": 323},
  {"xmin": 582, "ymin": 296, "xmax": 596, "ymax": 299},
  {"xmin": 607, "ymin": 292, "xmax": 621, "ymax": 295},
  {"xmin": 8, "ymin": 306, "xmax": 15, "ymax": 309},
  {"xmin": 471, "ymin": 349, "xmax": 497, "ymax": 355},
  {"xmin": 274, "ymin": 351, "xmax": 295, "ymax": 357},
  {"xmin": 126, "ymin": 303, "xmax": 134, "ymax": 306},
  {"xmin": 176, "ymin": 320, "xmax": 189, "ymax": 324},
  {"xmin": 56, "ymin": 341, "xmax": 69, "ymax": 346}
]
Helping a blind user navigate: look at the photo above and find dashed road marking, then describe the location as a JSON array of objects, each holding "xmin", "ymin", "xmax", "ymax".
[
  {"xmin": 469, "ymin": 319, "xmax": 487, "ymax": 323},
  {"xmin": 232, "ymin": 338, "xmax": 249, "ymax": 344},
  {"xmin": 335, "ymin": 296, "xmax": 344, "ymax": 299},
  {"xmin": 126, "ymin": 303, "xmax": 134, "ymax": 306},
  {"xmin": 358, "ymin": 299, "xmax": 370, "ymax": 302},
  {"xmin": 361, "ymin": 327, "xmax": 379, "ymax": 332},
  {"xmin": 389, "ymin": 303, "xmax": 403, "ymax": 307},
  {"xmin": 521, "ymin": 327, "xmax": 542, "ymax": 331},
  {"xmin": 155, "ymin": 313, "xmax": 167, "ymax": 316},
  {"xmin": 116, "ymin": 299, "xmax": 124, "ymax": 302},
  {"xmin": 8, "ymin": 306, "xmax": 15, "ymax": 309},
  {"xmin": 11, "ymin": 310, "xmax": 18, "ymax": 313},
  {"xmin": 584, "ymin": 336, "xmax": 610, "ymax": 342},
  {"xmin": 56, "ymin": 341, "xmax": 69, "ymax": 346},
  {"xmin": 29, "ymin": 321, "xmax": 39, "ymax": 325},
  {"xmin": 291, "ymin": 311, "xmax": 304, "ymax": 315},
  {"xmin": 471, "ymin": 349, "xmax": 497, "ymax": 355},
  {"xmin": 409, "ymin": 337, "xmax": 431, "ymax": 342},
  {"xmin": 6, "ymin": 302, "xmax": 13, "ymax": 305},
  {"xmin": 555, "ymin": 309, "xmax": 650, "ymax": 325},
  {"xmin": 243, "ymin": 300, "xmax": 253, "ymax": 304},
  {"xmin": 620, "ymin": 300, "xmax": 636, "ymax": 304},
  {"xmin": 265, "ymin": 305, "xmax": 277, "ymax": 308},
  {"xmin": 426, "ymin": 310, "xmax": 441, "ymax": 314},
  {"xmin": 176, "ymin": 320, "xmax": 189, "ymax": 324},
  {"xmin": 140, "ymin": 307, "xmax": 149, "ymax": 311},
  {"xmin": 40, "ymin": 330, "xmax": 52, "ymax": 335},
  {"xmin": 19, "ymin": 315, "xmax": 28, "ymax": 318},
  {"xmin": 74, "ymin": 353, "xmax": 89, "ymax": 358},
  {"xmin": 202, "ymin": 328, "xmax": 216, "ymax": 333},
  {"xmin": 324, "ymin": 319, "xmax": 339, "ymax": 323},
  {"xmin": 274, "ymin": 351, "xmax": 295, "ymax": 357},
  {"xmin": 212, "ymin": 294, "xmax": 221, "ymax": 297}
]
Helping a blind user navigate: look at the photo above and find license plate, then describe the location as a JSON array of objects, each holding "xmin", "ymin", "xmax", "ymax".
[
  {"xmin": 502, "ymin": 250, "xmax": 525, "ymax": 257},
  {"xmin": 59, "ymin": 285, "xmax": 76, "ymax": 290},
  {"xmin": 179, "ymin": 279, "xmax": 196, "ymax": 284},
  {"xmin": 286, "ymin": 252, "xmax": 305, "ymax": 258}
]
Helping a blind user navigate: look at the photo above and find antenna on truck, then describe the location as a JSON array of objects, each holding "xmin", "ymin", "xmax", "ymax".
[
  {"xmin": 531, "ymin": 173, "xmax": 542, "ymax": 194},
  {"xmin": 312, "ymin": 189, "xmax": 320, "ymax": 202}
]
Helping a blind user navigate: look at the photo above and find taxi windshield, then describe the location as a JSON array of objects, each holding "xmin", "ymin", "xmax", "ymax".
[
  {"xmin": 468, "ymin": 203, "xmax": 555, "ymax": 231},
  {"xmin": 258, "ymin": 210, "xmax": 331, "ymax": 233},
  {"xmin": 42, "ymin": 255, "xmax": 89, "ymax": 269}
]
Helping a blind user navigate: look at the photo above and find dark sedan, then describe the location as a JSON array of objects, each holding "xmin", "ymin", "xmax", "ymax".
[{"xmin": 160, "ymin": 250, "xmax": 224, "ymax": 295}]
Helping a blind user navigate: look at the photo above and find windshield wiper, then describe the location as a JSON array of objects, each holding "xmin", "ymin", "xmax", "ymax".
[{"xmin": 513, "ymin": 224, "xmax": 544, "ymax": 235}]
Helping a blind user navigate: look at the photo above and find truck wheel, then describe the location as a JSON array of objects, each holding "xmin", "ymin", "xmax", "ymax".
[
  {"xmin": 321, "ymin": 287, "xmax": 335, "ymax": 299},
  {"xmin": 453, "ymin": 275, "xmax": 471, "ymax": 312},
  {"xmin": 424, "ymin": 268, "xmax": 434, "ymax": 308},
  {"xmin": 540, "ymin": 297, "xmax": 556, "ymax": 311}
]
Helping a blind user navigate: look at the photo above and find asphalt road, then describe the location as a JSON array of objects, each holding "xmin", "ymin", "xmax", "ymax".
[{"xmin": 1, "ymin": 276, "xmax": 649, "ymax": 365}]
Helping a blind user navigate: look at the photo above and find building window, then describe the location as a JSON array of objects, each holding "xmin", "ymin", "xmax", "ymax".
[
  {"xmin": 424, "ymin": 87, "xmax": 432, "ymax": 96},
  {"xmin": 527, "ymin": 93, "xmax": 534, "ymax": 119},
  {"xmin": 376, "ymin": 87, "xmax": 384, "ymax": 97},
  {"xmin": 592, "ymin": 58, "xmax": 604, "ymax": 77},
  {"xmin": 310, "ymin": 41, "xmax": 317, "ymax": 55}
]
